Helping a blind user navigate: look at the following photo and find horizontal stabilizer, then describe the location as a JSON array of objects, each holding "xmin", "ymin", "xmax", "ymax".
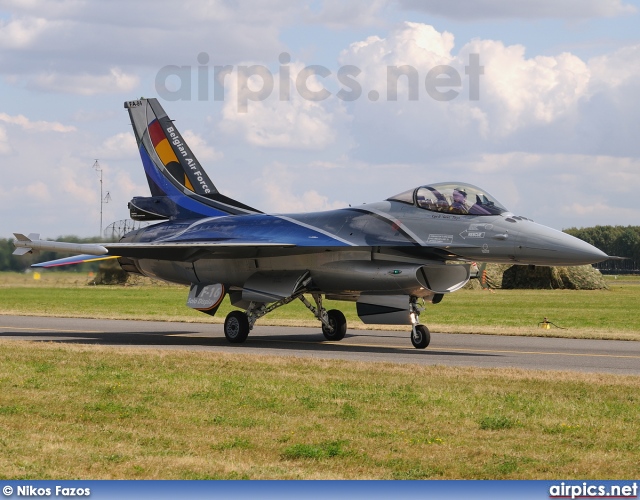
[{"xmin": 32, "ymin": 254, "xmax": 119, "ymax": 268}]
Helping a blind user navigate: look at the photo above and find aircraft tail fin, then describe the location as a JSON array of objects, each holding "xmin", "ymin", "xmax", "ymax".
[{"xmin": 125, "ymin": 98, "xmax": 260, "ymax": 220}]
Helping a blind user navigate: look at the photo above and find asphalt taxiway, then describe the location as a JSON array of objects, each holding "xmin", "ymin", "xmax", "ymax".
[{"xmin": 1, "ymin": 315, "xmax": 638, "ymax": 375}]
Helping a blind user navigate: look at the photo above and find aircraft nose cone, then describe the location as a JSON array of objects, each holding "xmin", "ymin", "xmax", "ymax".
[
  {"xmin": 560, "ymin": 235, "xmax": 608, "ymax": 265},
  {"xmin": 516, "ymin": 223, "xmax": 608, "ymax": 266}
]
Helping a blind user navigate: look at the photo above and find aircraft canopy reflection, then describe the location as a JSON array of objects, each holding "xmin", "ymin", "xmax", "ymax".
[{"xmin": 389, "ymin": 182, "xmax": 510, "ymax": 216}]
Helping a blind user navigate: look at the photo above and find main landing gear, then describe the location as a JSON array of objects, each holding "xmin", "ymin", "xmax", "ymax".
[
  {"xmin": 223, "ymin": 292, "xmax": 347, "ymax": 344},
  {"xmin": 223, "ymin": 294, "xmax": 430, "ymax": 349},
  {"xmin": 223, "ymin": 311, "xmax": 251, "ymax": 344}
]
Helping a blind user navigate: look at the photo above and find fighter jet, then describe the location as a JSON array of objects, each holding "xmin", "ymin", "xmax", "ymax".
[{"xmin": 13, "ymin": 98, "xmax": 608, "ymax": 349}]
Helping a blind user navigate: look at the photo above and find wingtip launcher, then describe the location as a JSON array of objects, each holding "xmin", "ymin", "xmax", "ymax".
[{"xmin": 12, "ymin": 233, "xmax": 109, "ymax": 256}]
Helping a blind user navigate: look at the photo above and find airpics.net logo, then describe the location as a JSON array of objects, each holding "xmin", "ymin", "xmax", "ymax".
[
  {"xmin": 549, "ymin": 482, "xmax": 638, "ymax": 499},
  {"xmin": 155, "ymin": 51, "xmax": 484, "ymax": 112}
]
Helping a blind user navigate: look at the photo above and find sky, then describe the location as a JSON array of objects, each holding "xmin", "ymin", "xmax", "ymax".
[{"xmin": 1, "ymin": 0, "xmax": 639, "ymax": 239}]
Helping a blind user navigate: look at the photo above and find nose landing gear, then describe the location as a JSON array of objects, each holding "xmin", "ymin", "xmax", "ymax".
[{"xmin": 409, "ymin": 297, "xmax": 430, "ymax": 349}]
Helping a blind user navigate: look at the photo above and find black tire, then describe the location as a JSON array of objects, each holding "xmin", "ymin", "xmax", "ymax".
[
  {"xmin": 224, "ymin": 311, "xmax": 250, "ymax": 343},
  {"xmin": 411, "ymin": 324, "xmax": 430, "ymax": 349},
  {"xmin": 322, "ymin": 309, "xmax": 347, "ymax": 341}
]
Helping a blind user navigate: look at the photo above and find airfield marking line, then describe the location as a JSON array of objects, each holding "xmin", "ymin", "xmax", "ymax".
[
  {"xmin": 7, "ymin": 329, "xmax": 635, "ymax": 360},
  {"xmin": 0, "ymin": 326, "xmax": 101, "ymax": 334},
  {"xmin": 259, "ymin": 338, "xmax": 416, "ymax": 350},
  {"xmin": 166, "ymin": 334, "xmax": 415, "ymax": 351},
  {"xmin": 252, "ymin": 339, "xmax": 640, "ymax": 359},
  {"xmin": 435, "ymin": 346, "xmax": 640, "ymax": 360},
  {"xmin": 172, "ymin": 336, "xmax": 640, "ymax": 359}
]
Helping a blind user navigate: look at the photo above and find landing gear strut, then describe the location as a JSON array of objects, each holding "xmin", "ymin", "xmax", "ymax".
[
  {"xmin": 409, "ymin": 296, "xmax": 430, "ymax": 349},
  {"xmin": 222, "ymin": 289, "xmax": 347, "ymax": 344},
  {"xmin": 298, "ymin": 294, "xmax": 347, "ymax": 341}
]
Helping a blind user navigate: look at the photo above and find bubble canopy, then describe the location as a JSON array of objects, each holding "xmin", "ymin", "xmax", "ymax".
[{"xmin": 388, "ymin": 182, "xmax": 509, "ymax": 216}]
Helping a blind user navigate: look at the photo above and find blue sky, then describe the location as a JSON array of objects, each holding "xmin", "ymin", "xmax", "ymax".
[{"xmin": 1, "ymin": 0, "xmax": 639, "ymax": 238}]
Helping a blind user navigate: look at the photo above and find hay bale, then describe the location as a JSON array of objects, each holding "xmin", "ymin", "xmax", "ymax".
[
  {"xmin": 501, "ymin": 264, "xmax": 608, "ymax": 290},
  {"xmin": 465, "ymin": 263, "xmax": 608, "ymax": 290},
  {"xmin": 464, "ymin": 263, "xmax": 509, "ymax": 290},
  {"xmin": 91, "ymin": 261, "xmax": 129, "ymax": 285}
]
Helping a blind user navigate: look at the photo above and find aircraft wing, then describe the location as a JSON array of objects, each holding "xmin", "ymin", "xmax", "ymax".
[{"xmin": 13, "ymin": 233, "xmax": 297, "ymax": 267}]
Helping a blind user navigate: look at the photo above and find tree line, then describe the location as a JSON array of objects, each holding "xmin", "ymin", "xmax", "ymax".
[{"xmin": 564, "ymin": 225, "xmax": 640, "ymax": 267}]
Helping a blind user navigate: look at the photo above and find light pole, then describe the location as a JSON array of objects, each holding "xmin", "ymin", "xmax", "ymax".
[{"xmin": 92, "ymin": 159, "xmax": 110, "ymax": 238}]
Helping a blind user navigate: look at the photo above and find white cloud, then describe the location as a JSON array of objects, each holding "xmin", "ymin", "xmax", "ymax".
[
  {"xmin": 255, "ymin": 163, "xmax": 347, "ymax": 212},
  {"xmin": 219, "ymin": 61, "xmax": 346, "ymax": 149},
  {"xmin": 24, "ymin": 180, "xmax": 52, "ymax": 202},
  {"xmin": 1, "ymin": 9, "xmax": 640, "ymax": 238},
  {"xmin": 459, "ymin": 39, "xmax": 590, "ymax": 136},
  {"xmin": 71, "ymin": 108, "xmax": 117, "ymax": 123},
  {"xmin": 431, "ymin": 152, "xmax": 640, "ymax": 228},
  {"xmin": 27, "ymin": 68, "xmax": 139, "ymax": 95},
  {"xmin": 588, "ymin": 44, "xmax": 640, "ymax": 89},
  {"xmin": 303, "ymin": 0, "xmax": 388, "ymax": 29},
  {"xmin": 0, "ymin": 126, "xmax": 11, "ymax": 154},
  {"xmin": 398, "ymin": 0, "xmax": 636, "ymax": 20},
  {"xmin": 0, "ymin": 1, "xmax": 295, "ymax": 95},
  {"xmin": 334, "ymin": 21, "xmax": 640, "ymax": 165},
  {"xmin": 0, "ymin": 15, "xmax": 50, "ymax": 48},
  {"xmin": 182, "ymin": 130, "xmax": 223, "ymax": 162},
  {"xmin": 0, "ymin": 118, "xmax": 142, "ymax": 237},
  {"xmin": 0, "ymin": 112, "xmax": 76, "ymax": 132},
  {"xmin": 95, "ymin": 132, "xmax": 138, "ymax": 160}
]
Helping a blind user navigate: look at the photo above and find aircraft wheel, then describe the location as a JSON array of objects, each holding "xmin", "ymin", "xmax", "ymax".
[
  {"xmin": 411, "ymin": 324, "xmax": 430, "ymax": 349},
  {"xmin": 224, "ymin": 311, "xmax": 250, "ymax": 344},
  {"xmin": 322, "ymin": 309, "xmax": 347, "ymax": 341}
]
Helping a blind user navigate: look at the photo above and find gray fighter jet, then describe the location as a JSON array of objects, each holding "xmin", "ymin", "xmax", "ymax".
[{"xmin": 14, "ymin": 98, "xmax": 608, "ymax": 348}]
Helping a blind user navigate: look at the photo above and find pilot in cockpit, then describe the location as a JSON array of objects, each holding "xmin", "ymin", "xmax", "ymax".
[{"xmin": 450, "ymin": 188, "xmax": 469, "ymax": 214}]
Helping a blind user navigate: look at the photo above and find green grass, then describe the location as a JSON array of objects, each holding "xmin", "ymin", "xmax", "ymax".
[
  {"xmin": 0, "ymin": 272, "xmax": 638, "ymax": 479},
  {"xmin": 0, "ymin": 341, "xmax": 638, "ymax": 479},
  {"xmin": 427, "ymin": 287, "xmax": 640, "ymax": 334},
  {"xmin": 1, "ymin": 270, "xmax": 640, "ymax": 340}
]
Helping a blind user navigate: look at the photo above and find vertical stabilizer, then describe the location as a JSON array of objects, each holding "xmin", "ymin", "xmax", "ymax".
[{"xmin": 125, "ymin": 98, "xmax": 259, "ymax": 219}]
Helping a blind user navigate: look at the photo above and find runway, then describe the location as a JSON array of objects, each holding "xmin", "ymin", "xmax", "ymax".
[{"xmin": 1, "ymin": 315, "xmax": 639, "ymax": 375}]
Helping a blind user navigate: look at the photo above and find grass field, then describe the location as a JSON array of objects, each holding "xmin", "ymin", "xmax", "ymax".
[
  {"xmin": 0, "ymin": 341, "xmax": 638, "ymax": 479},
  {"xmin": 1, "ymin": 271, "xmax": 639, "ymax": 341},
  {"xmin": 0, "ymin": 271, "xmax": 638, "ymax": 479}
]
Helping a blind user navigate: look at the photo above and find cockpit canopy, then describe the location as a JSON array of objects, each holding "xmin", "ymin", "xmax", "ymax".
[{"xmin": 388, "ymin": 182, "xmax": 509, "ymax": 216}]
